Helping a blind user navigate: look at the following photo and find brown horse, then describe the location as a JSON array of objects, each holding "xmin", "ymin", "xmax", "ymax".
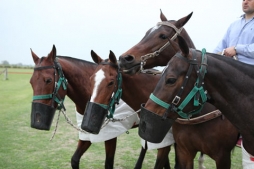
[
  {"xmin": 140, "ymin": 35, "xmax": 254, "ymax": 168},
  {"xmin": 87, "ymin": 50, "xmax": 175, "ymax": 169},
  {"xmin": 87, "ymin": 50, "xmax": 239, "ymax": 169},
  {"xmin": 119, "ymin": 10, "xmax": 195, "ymax": 75},
  {"xmin": 29, "ymin": 45, "xmax": 171, "ymax": 169}
]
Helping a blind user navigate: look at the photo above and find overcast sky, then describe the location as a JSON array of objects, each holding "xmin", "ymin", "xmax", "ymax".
[{"xmin": 0, "ymin": 0, "xmax": 243, "ymax": 65}]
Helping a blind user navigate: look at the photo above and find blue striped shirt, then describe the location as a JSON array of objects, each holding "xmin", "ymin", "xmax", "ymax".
[{"xmin": 214, "ymin": 15, "xmax": 254, "ymax": 65}]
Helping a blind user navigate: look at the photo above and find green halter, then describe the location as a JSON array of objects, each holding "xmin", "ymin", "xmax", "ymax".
[
  {"xmin": 32, "ymin": 58, "xmax": 68, "ymax": 110},
  {"xmin": 150, "ymin": 48, "xmax": 207, "ymax": 119}
]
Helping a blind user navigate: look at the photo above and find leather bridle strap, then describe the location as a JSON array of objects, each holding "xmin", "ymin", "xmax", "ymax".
[{"xmin": 157, "ymin": 22, "xmax": 183, "ymax": 36}]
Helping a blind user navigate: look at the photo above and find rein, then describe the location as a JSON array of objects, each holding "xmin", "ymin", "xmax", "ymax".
[
  {"xmin": 140, "ymin": 21, "xmax": 183, "ymax": 75},
  {"xmin": 95, "ymin": 61, "xmax": 123, "ymax": 119},
  {"xmin": 50, "ymin": 106, "xmax": 140, "ymax": 140},
  {"xmin": 175, "ymin": 109, "xmax": 222, "ymax": 125},
  {"xmin": 32, "ymin": 58, "xmax": 68, "ymax": 110},
  {"xmin": 150, "ymin": 49, "xmax": 208, "ymax": 119}
]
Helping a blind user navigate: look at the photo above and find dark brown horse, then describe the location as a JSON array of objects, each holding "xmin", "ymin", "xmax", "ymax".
[
  {"xmin": 87, "ymin": 50, "xmax": 239, "ymax": 169},
  {"xmin": 140, "ymin": 35, "xmax": 254, "ymax": 168},
  {"xmin": 29, "ymin": 45, "xmax": 171, "ymax": 169}
]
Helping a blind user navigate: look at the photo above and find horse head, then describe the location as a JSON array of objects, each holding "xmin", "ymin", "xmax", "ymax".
[
  {"xmin": 119, "ymin": 10, "xmax": 194, "ymax": 75},
  {"xmin": 30, "ymin": 45, "xmax": 68, "ymax": 130},
  {"xmin": 90, "ymin": 50, "xmax": 119, "ymax": 105},
  {"xmin": 80, "ymin": 50, "xmax": 120, "ymax": 134},
  {"xmin": 139, "ymin": 35, "xmax": 207, "ymax": 143}
]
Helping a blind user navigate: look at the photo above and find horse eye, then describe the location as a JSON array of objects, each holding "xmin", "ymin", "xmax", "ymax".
[
  {"xmin": 166, "ymin": 78, "xmax": 176, "ymax": 85},
  {"xmin": 108, "ymin": 81, "xmax": 114, "ymax": 87},
  {"xmin": 159, "ymin": 34, "xmax": 168, "ymax": 39},
  {"xmin": 45, "ymin": 78, "xmax": 52, "ymax": 84}
]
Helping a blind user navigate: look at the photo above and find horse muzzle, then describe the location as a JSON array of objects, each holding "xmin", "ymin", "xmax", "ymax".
[
  {"xmin": 138, "ymin": 103, "xmax": 175, "ymax": 143},
  {"xmin": 31, "ymin": 102, "xmax": 56, "ymax": 130},
  {"xmin": 81, "ymin": 102, "xmax": 108, "ymax": 134}
]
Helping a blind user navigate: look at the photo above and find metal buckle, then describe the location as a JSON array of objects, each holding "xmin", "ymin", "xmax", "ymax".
[{"xmin": 172, "ymin": 96, "xmax": 181, "ymax": 105}]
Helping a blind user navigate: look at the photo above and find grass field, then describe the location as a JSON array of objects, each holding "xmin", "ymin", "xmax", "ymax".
[{"xmin": 0, "ymin": 68, "xmax": 242, "ymax": 169}]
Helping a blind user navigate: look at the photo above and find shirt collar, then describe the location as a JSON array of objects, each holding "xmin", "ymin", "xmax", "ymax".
[{"xmin": 241, "ymin": 14, "xmax": 254, "ymax": 20}]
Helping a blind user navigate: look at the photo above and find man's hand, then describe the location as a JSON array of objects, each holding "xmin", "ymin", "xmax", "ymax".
[{"xmin": 223, "ymin": 46, "xmax": 236, "ymax": 57}]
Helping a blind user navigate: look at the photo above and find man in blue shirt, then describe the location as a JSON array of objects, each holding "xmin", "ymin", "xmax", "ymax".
[
  {"xmin": 214, "ymin": 0, "xmax": 254, "ymax": 65},
  {"xmin": 214, "ymin": 1, "xmax": 254, "ymax": 167}
]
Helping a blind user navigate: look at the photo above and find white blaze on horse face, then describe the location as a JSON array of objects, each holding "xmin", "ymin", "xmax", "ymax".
[
  {"xmin": 148, "ymin": 25, "xmax": 161, "ymax": 36},
  {"xmin": 90, "ymin": 69, "xmax": 105, "ymax": 102}
]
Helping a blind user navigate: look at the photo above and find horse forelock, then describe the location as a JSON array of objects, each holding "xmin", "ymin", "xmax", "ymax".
[
  {"xmin": 168, "ymin": 20, "xmax": 176, "ymax": 23},
  {"xmin": 90, "ymin": 69, "xmax": 106, "ymax": 102},
  {"xmin": 36, "ymin": 57, "xmax": 49, "ymax": 67},
  {"xmin": 40, "ymin": 57, "xmax": 45, "ymax": 63},
  {"xmin": 149, "ymin": 25, "xmax": 161, "ymax": 35},
  {"xmin": 149, "ymin": 20, "xmax": 176, "ymax": 36}
]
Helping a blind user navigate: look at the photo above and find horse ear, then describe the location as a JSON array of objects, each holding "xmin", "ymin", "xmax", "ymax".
[
  {"xmin": 160, "ymin": 9, "xmax": 167, "ymax": 21},
  {"xmin": 177, "ymin": 35, "xmax": 189, "ymax": 57},
  {"xmin": 109, "ymin": 50, "xmax": 117, "ymax": 64},
  {"xmin": 175, "ymin": 12, "xmax": 193, "ymax": 29},
  {"xmin": 30, "ymin": 48, "xmax": 40, "ymax": 65},
  {"xmin": 168, "ymin": 38, "xmax": 180, "ymax": 52},
  {"xmin": 91, "ymin": 50, "xmax": 103, "ymax": 64},
  {"xmin": 48, "ymin": 45, "xmax": 57, "ymax": 62}
]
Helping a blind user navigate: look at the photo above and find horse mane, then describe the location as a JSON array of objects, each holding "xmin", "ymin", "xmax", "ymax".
[
  {"xmin": 207, "ymin": 52, "xmax": 254, "ymax": 79},
  {"xmin": 168, "ymin": 20, "xmax": 175, "ymax": 23},
  {"xmin": 57, "ymin": 55, "xmax": 97, "ymax": 66}
]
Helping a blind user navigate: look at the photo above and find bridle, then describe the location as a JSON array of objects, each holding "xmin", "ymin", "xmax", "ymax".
[
  {"xmin": 140, "ymin": 21, "xmax": 183, "ymax": 74},
  {"xmin": 32, "ymin": 58, "xmax": 68, "ymax": 110},
  {"xmin": 149, "ymin": 48, "xmax": 208, "ymax": 119},
  {"xmin": 139, "ymin": 48, "xmax": 208, "ymax": 143}
]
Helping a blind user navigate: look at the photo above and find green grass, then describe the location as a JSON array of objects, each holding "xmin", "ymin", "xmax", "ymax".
[{"xmin": 0, "ymin": 68, "xmax": 242, "ymax": 168}]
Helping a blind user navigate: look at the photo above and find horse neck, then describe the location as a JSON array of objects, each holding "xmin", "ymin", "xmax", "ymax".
[
  {"xmin": 205, "ymin": 54, "xmax": 254, "ymax": 149},
  {"xmin": 58, "ymin": 57, "xmax": 97, "ymax": 114},
  {"xmin": 181, "ymin": 29, "xmax": 195, "ymax": 49},
  {"xmin": 121, "ymin": 73, "xmax": 160, "ymax": 111}
]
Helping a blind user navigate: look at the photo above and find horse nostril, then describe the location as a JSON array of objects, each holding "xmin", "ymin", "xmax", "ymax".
[{"xmin": 124, "ymin": 55, "xmax": 134, "ymax": 62}]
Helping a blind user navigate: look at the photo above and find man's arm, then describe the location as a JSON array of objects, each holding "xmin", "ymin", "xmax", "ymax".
[{"xmin": 235, "ymin": 43, "xmax": 254, "ymax": 58}]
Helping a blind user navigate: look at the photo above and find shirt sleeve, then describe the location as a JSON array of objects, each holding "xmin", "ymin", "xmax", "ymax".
[{"xmin": 235, "ymin": 43, "xmax": 254, "ymax": 58}]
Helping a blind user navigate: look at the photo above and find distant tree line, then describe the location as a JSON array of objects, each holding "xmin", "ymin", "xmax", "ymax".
[{"xmin": 0, "ymin": 60, "xmax": 34, "ymax": 69}]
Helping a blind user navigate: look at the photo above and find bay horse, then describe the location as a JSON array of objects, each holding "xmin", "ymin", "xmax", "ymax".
[
  {"xmin": 118, "ymin": 10, "xmax": 195, "ymax": 75},
  {"xmin": 87, "ymin": 50, "xmax": 239, "ymax": 169},
  {"xmin": 29, "ymin": 45, "xmax": 171, "ymax": 169},
  {"xmin": 140, "ymin": 35, "xmax": 254, "ymax": 168}
]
